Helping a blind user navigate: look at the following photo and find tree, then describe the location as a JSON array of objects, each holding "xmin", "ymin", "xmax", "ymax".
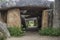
[{"xmin": 53, "ymin": 0, "xmax": 60, "ymax": 28}]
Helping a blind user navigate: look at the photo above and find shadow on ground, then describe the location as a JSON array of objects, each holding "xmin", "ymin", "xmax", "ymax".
[{"xmin": 7, "ymin": 31, "xmax": 60, "ymax": 40}]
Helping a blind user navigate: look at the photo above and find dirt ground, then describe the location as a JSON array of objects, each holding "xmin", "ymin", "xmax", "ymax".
[{"xmin": 7, "ymin": 32, "xmax": 60, "ymax": 40}]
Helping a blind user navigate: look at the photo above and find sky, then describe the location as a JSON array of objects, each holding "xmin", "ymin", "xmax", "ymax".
[{"xmin": 48, "ymin": 0, "xmax": 54, "ymax": 1}]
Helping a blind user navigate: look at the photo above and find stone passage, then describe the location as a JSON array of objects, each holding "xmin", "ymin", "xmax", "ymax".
[{"xmin": 7, "ymin": 8, "xmax": 21, "ymax": 27}]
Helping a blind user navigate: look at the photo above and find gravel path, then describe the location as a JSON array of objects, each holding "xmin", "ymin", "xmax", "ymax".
[{"xmin": 7, "ymin": 32, "xmax": 60, "ymax": 40}]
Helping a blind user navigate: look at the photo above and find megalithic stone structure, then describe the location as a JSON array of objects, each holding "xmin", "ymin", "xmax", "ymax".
[
  {"xmin": 0, "ymin": 21, "xmax": 10, "ymax": 38},
  {"xmin": 7, "ymin": 8, "xmax": 21, "ymax": 27},
  {"xmin": 53, "ymin": 0, "xmax": 60, "ymax": 28}
]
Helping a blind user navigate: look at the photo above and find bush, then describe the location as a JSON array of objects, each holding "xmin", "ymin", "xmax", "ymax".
[
  {"xmin": 8, "ymin": 27, "xmax": 24, "ymax": 37},
  {"xmin": 0, "ymin": 32, "xmax": 6, "ymax": 40},
  {"xmin": 39, "ymin": 27, "xmax": 60, "ymax": 36}
]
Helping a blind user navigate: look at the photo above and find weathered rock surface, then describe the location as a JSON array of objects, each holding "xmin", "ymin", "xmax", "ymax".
[
  {"xmin": 0, "ymin": 0, "xmax": 52, "ymax": 10},
  {"xmin": 42, "ymin": 10, "xmax": 48, "ymax": 29},
  {"xmin": 7, "ymin": 8, "xmax": 21, "ymax": 27},
  {"xmin": 0, "ymin": 21, "xmax": 10, "ymax": 38}
]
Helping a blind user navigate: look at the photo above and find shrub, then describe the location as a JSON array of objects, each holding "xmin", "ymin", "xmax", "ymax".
[
  {"xmin": 8, "ymin": 27, "xmax": 24, "ymax": 37},
  {"xmin": 39, "ymin": 27, "xmax": 60, "ymax": 36},
  {"xmin": 0, "ymin": 32, "xmax": 6, "ymax": 40}
]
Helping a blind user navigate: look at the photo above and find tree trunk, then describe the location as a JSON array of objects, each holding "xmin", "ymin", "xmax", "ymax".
[{"xmin": 53, "ymin": 0, "xmax": 60, "ymax": 28}]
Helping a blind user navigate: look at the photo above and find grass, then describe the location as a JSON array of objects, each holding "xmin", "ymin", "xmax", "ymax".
[
  {"xmin": 8, "ymin": 27, "xmax": 24, "ymax": 37},
  {"xmin": 39, "ymin": 27, "xmax": 60, "ymax": 36},
  {"xmin": 0, "ymin": 32, "xmax": 6, "ymax": 40}
]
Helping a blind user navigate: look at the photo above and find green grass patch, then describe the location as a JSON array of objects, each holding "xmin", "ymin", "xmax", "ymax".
[
  {"xmin": 39, "ymin": 27, "xmax": 60, "ymax": 36},
  {"xmin": 8, "ymin": 27, "xmax": 24, "ymax": 37},
  {"xmin": 0, "ymin": 32, "xmax": 6, "ymax": 40}
]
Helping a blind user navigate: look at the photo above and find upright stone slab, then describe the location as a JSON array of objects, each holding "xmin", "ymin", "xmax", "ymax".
[
  {"xmin": 0, "ymin": 21, "xmax": 10, "ymax": 38},
  {"xmin": 42, "ymin": 10, "xmax": 48, "ymax": 29},
  {"xmin": 47, "ymin": 9, "xmax": 53, "ymax": 27},
  {"xmin": 53, "ymin": 0, "xmax": 60, "ymax": 28},
  {"xmin": 7, "ymin": 8, "xmax": 21, "ymax": 27}
]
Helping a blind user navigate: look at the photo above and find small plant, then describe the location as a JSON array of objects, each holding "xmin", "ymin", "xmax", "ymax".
[
  {"xmin": 39, "ymin": 27, "xmax": 60, "ymax": 36},
  {"xmin": 8, "ymin": 27, "xmax": 24, "ymax": 37},
  {"xmin": 0, "ymin": 32, "xmax": 6, "ymax": 40}
]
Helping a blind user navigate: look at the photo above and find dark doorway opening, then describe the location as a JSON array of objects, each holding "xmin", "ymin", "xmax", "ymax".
[
  {"xmin": 21, "ymin": 9, "xmax": 42, "ymax": 32},
  {"xmin": 0, "ymin": 10, "xmax": 7, "ymax": 23}
]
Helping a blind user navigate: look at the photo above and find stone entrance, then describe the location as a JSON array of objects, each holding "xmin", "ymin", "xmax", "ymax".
[
  {"xmin": 0, "ymin": 8, "xmax": 53, "ymax": 30},
  {"xmin": 21, "ymin": 9, "xmax": 42, "ymax": 31}
]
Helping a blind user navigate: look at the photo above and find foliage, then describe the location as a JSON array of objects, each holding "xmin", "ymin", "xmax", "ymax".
[
  {"xmin": 0, "ymin": 32, "xmax": 6, "ymax": 40},
  {"xmin": 0, "ymin": 0, "xmax": 6, "ymax": 2},
  {"xmin": 8, "ymin": 27, "xmax": 24, "ymax": 37},
  {"xmin": 39, "ymin": 27, "xmax": 60, "ymax": 36}
]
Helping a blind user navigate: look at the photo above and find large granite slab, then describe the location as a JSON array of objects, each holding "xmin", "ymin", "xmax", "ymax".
[{"xmin": 0, "ymin": 0, "xmax": 52, "ymax": 9}]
